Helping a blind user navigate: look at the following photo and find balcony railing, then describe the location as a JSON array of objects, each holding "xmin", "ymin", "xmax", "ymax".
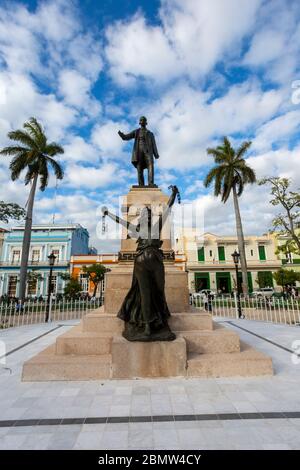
[
  {"xmin": 0, "ymin": 260, "xmax": 69, "ymax": 267},
  {"xmin": 188, "ymin": 259, "xmax": 282, "ymax": 268}
]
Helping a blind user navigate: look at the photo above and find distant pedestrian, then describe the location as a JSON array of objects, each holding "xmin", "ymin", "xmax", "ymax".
[{"xmin": 207, "ymin": 293, "xmax": 213, "ymax": 312}]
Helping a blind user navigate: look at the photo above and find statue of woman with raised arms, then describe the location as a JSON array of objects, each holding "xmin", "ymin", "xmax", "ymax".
[{"xmin": 102, "ymin": 185, "xmax": 180, "ymax": 342}]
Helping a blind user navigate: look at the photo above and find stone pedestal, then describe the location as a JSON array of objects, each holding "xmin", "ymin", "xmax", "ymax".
[
  {"xmin": 21, "ymin": 185, "xmax": 273, "ymax": 381},
  {"xmin": 112, "ymin": 336, "xmax": 186, "ymax": 378},
  {"xmin": 119, "ymin": 186, "xmax": 173, "ymax": 257},
  {"xmin": 104, "ymin": 267, "xmax": 190, "ymax": 314}
]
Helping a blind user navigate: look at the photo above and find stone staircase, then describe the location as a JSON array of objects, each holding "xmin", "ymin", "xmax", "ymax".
[{"xmin": 22, "ymin": 308, "xmax": 273, "ymax": 381}]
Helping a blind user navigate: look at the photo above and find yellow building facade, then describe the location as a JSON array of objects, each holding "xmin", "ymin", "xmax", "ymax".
[{"xmin": 174, "ymin": 230, "xmax": 282, "ymax": 293}]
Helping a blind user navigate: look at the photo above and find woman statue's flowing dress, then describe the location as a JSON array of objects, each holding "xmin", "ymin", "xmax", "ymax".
[{"xmin": 103, "ymin": 186, "xmax": 178, "ymax": 341}]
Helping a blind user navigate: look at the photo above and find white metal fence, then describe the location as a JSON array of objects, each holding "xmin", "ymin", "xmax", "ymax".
[
  {"xmin": 0, "ymin": 297, "xmax": 103, "ymax": 329},
  {"xmin": 192, "ymin": 295, "xmax": 300, "ymax": 326},
  {"xmin": 1, "ymin": 294, "xmax": 300, "ymax": 330}
]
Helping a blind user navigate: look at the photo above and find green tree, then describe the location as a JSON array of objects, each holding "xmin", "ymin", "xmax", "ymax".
[
  {"xmin": 0, "ymin": 117, "xmax": 64, "ymax": 303},
  {"xmin": 204, "ymin": 137, "xmax": 256, "ymax": 295},
  {"xmin": 83, "ymin": 263, "xmax": 107, "ymax": 297},
  {"xmin": 64, "ymin": 278, "xmax": 82, "ymax": 299},
  {"xmin": 258, "ymin": 177, "xmax": 300, "ymax": 255},
  {"xmin": 0, "ymin": 201, "xmax": 25, "ymax": 224},
  {"xmin": 273, "ymin": 268, "xmax": 300, "ymax": 288}
]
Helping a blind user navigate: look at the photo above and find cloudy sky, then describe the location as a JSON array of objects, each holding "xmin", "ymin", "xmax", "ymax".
[{"xmin": 0, "ymin": 0, "xmax": 299, "ymax": 251}]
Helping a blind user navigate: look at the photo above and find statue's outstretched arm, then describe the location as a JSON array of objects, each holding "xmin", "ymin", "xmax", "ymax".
[
  {"xmin": 102, "ymin": 207, "xmax": 138, "ymax": 238},
  {"xmin": 154, "ymin": 186, "xmax": 180, "ymax": 235},
  {"xmin": 118, "ymin": 130, "xmax": 136, "ymax": 141}
]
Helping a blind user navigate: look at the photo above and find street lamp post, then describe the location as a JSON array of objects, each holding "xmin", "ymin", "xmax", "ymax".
[
  {"xmin": 231, "ymin": 250, "xmax": 244, "ymax": 319},
  {"xmin": 45, "ymin": 252, "xmax": 56, "ymax": 323}
]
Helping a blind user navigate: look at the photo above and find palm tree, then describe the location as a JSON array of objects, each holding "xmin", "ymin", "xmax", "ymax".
[
  {"xmin": 204, "ymin": 137, "xmax": 256, "ymax": 295},
  {"xmin": 0, "ymin": 117, "xmax": 64, "ymax": 303}
]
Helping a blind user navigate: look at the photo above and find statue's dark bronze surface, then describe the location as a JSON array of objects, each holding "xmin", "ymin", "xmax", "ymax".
[
  {"xmin": 102, "ymin": 185, "xmax": 179, "ymax": 342},
  {"xmin": 118, "ymin": 116, "xmax": 159, "ymax": 187}
]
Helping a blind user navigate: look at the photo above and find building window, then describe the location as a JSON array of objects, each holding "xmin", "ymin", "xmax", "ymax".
[
  {"xmin": 258, "ymin": 245, "xmax": 266, "ymax": 261},
  {"xmin": 209, "ymin": 250, "xmax": 213, "ymax": 257},
  {"xmin": 285, "ymin": 251, "xmax": 292, "ymax": 263},
  {"xmin": 12, "ymin": 250, "xmax": 20, "ymax": 264},
  {"xmin": 250, "ymin": 249, "xmax": 253, "ymax": 256},
  {"xmin": 79, "ymin": 273, "xmax": 89, "ymax": 292},
  {"xmin": 31, "ymin": 249, "xmax": 40, "ymax": 264},
  {"xmin": 8, "ymin": 276, "xmax": 17, "ymax": 297},
  {"xmin": 27, "ymin": 277, "xmax": 38, "ymax": 296},
  {"xmin": 218, "ymin": 246, "xmax": 225, "ymax": 262},
  {"xmin": 197, "ymin": 247, "xmax": 205, "ymax": 262}
]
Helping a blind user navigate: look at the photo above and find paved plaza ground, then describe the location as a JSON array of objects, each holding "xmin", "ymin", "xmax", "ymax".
[{"xmin": 0, "ymin": 317, "xmax": 300, "ymax": 450}]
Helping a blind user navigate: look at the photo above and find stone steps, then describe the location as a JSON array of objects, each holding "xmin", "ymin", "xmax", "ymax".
[
  {"xmin": 82, "ymin": 310, "xmax": 213, "ymax": 334},
  {"xmin": 55, "ymin": 327, "xmax": 113, "ymax": 356},
  {"xmin": 178, "ymin": 324, "xmax": 240, "ymax": 354},
  {"xmin": 22, "ymin": 345, "xmax": 111, "ymax": 381},
  {"xmin": 186, "ymin": 341, "xmax": 273, "ymax": 378},
  {"xmin": 22, "ymin": 309, "xmax": 273, "ymax": 381},
  {"xmin": 55, "ymin": 317, "xmax": 232, "ymax": 357}
]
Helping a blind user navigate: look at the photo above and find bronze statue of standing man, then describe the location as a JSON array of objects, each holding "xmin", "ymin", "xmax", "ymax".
[{"xmin": 118, "ymin": 116, "xmax": 159, "ymax": 187}]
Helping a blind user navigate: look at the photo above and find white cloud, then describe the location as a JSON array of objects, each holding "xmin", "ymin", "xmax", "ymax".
[
  {"xmin": 242, "ymin": 0, "xmax": 300, "ymax": 84},
  {"xmin": 58, "ymin": 69, "xmax": 101, "ymax": 116},
  {"xmin": 105, "ymin": 0, "xmax": 261, "ymax": 85},
  {"xmin": 248, "ymin": 145, "xmax": 300, "ymax": 180},
  {"xmin": 62, "ymin": 136, "xmax": 99, "ymax": 164},
  {"xmin": 253, "ymin": 110, "xmax": 300, "ymax": 152},
  {"xmin": 105, "ymin": 15, "xmax": 179, "ymax": 86},
  {"xmin": 244, "ymin": 29, "xmax": 286, "ymax": 66},
  {"xmin": 65, "ymin": 162, "xmax": 120, "ymax": 189},
  {"xmin": 91, "ymin": 120, "xmax": 129, "ymax": 158},
  {"xmin": 143, "ymin": 81, "xmax": 283, "ymax": 169},
  {"xmin": 0, "ymin": 0, "xmax": 103, "ymax": 139}
]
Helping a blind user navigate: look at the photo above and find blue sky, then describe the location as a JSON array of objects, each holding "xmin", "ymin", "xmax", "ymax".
[{"xmin": 0, "ymin": 0, "xmax": 299, "ymax": 250}]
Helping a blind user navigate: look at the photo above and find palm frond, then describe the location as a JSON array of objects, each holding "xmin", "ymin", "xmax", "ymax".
[
  {"xmin": 203, "ymin": 166, "xmax": 221, "ymax": 188},
  {"xmin": 23, "ymin": 118, "xmax": 46, "ymax": 149},
  {"xmin": 38, "ymin": 158, "xmax": 49, "ymax": 191},
  {"xmin": 9, "ymin": 152, "xmax": 31, "ymax": 180},
  {"xmin": 44, "ymin": 142, "xmax": 64, "ymax": 157},
  {"xmin": 24, "ymin": 165, "xmax": 38, "ymax": 185},
  {"xmin": 7, "ymin": 130, "xmax": 37, "ymax": 149},
  {"xmin": 207, "ymin": 147, "xmax": 227, "ymax": 161},
  {"xmin": 46, "ymin": 156, "xmax": 64, "ymax": 180},
  {"xmin": 235, "ymin": 141, "xmax": 252, "ymax": 160},
  {"xmin": 241, "ymin": 164, "xmax": 256, "ymax": 184},
  {"xmin": 221, "ymin": 167, "xmax": 234, "ymax": 202},
  {"xmin": 0, "ymin": 146, "xmax": 29, "ymax": 156}
]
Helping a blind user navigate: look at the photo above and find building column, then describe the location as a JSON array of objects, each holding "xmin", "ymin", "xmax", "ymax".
[
  {"xmin": 209, "ymin": 272, "xmax": 216, "ymax": 291},
  {"xmin": 188, "ymin": 272, "xmax": 195, "ymax": 292}
]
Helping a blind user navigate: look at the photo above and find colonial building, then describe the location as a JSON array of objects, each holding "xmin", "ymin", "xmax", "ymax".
[
  {"xmin": 0, "ymin": 228, "xmax": 8, "ymax": 260},
  {"xmin": 0, "ymin": 224, "xmax": 90, "ymax": 298},
  {"xmin": 271, "ymin": 230, "xmax": 300, "ymax": 287},
  {"xmin": 174, "ymin": 230, "xmax": 282, "ymax": 293}
]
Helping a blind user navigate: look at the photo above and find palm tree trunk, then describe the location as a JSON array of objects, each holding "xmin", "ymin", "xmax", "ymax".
[
  {"xmin": 232, "ymin": 186, "xmax": 249, "ymax": 295},
  {"xmin": 19, "ymin": 175, "xmax": 38, "ymax": 303}
]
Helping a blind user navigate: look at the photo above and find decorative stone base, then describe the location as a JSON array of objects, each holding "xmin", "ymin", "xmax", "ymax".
[
  {"xmin": 20, "ymin": 185, "xmax": 274, "ymax": 382},
  {"xmin": 104, "ymin": 267, "xmax": 190, "ymax": 314},
  {"xmin": 22, "ymin": 309, "xmax": 273, "ymax": 381},
  {"xmin": 111, "ymin": 336, "xmax": 186, "ymax": 378}
]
